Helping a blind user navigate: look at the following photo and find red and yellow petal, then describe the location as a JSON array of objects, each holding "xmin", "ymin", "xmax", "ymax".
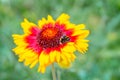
[
  {"xmin": 21, "ymin": 19, "xmax": 37, "ymax": 34},
  {"xmin": 47, "ymin": 15, "xmax": 55, "ymax": 23},
  {"xmin": 75, "ymin": 39, "xmax": 89, "ymax": 54},
  {"xmin": 58, "ymin": 52, "xmax": 76, "ymax": 68},
  {"xmin": 56, "ymin": 13, "xmax": 70, "ymax": 24},
  {"xmin": 12, "ymin": 34, "xmax": 27, "ymax": 46},
  {"xmin": 38, "ymin": 51, "xmax": 52, "ymax": 73},
  {"xmin": 61, "ymin": 42, "xmax": 76, "ymax": 53},
  {"xmin": 38, "ymin": 18, "xmax": 47, "ymax": 29},
  {"xmin": 38, "ymin": 15, "xmax": 55, "ymax": 29},
  {"xmin": 49, "ymin": 51, "xmax": 57, "ymax": 63}
]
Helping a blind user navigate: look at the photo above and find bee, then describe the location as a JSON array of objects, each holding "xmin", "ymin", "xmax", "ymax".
[{"xmin": 60, "ymin": 36, "xmax": 70, "ymax": 44}]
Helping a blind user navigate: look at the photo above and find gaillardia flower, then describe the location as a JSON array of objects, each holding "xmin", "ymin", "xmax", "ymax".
[{"xmin": 12, "ymin": 13, "xmax": 89, "ymax": 73}]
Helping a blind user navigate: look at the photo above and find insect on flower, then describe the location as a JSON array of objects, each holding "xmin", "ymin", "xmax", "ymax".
[{"xmin": 60, "ymin": 36, "xmax": 70, "ymax": 44}]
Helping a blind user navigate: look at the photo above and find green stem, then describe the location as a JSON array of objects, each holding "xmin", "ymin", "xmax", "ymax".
[
  {"xmin": 57, "ymin": 69, "xmax": 61, "ymax": 80},
  {"xmin": 52, "ymin": 64, "xmax": 57, "ymax": 80}
]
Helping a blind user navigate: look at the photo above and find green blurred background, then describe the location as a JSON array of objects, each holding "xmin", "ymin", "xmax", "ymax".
[{"xmin": 0, "ymin": 0, "xmax": 120, "ymax": 80}]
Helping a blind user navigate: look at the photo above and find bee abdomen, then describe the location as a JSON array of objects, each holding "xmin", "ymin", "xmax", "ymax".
[{"xmin": 60, "ymin": 36, "xmax": 70, "ymax": 44}]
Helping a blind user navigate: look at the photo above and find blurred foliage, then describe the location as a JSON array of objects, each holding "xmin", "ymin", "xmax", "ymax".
[{"xmin": 0, "ymin": 0, "xmax": 120, "ymax": 80}]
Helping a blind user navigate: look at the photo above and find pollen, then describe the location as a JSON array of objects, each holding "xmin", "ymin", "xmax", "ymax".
[{"xmin": 41, "ymin": 27, "xmax": 58, "ymax": 39}]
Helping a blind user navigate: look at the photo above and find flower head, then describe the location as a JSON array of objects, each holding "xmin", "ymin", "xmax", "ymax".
[{"xmin": 12, "ymin": 13, "xmax": 89, "ymax": 73}]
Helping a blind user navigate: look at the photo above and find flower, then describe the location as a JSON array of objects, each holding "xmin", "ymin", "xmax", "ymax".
[{"xmin": 12, "ymin": 13, "xmax": 89, "ymax": 73}]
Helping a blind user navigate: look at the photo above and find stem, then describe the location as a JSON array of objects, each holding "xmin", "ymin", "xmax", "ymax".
[
  {"xmin": 52, "ymin": 64, "xmax": 57, "ymax": 80},
  {"xmin": 57, "ymin": 69, "xmax": 61, "ymax": 80}
]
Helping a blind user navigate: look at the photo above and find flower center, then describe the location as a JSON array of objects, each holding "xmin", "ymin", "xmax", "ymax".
[
  {"xmin": 41, "ymin": 27, "xmax": 58, "ymax": 39},
  {"xmin": 37, "ymin": 26, "xmax": 63, "ymax": 49}
]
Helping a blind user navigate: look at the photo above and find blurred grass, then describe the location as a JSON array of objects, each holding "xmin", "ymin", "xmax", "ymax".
[{"xmin": 0, "ymin": 0, "xmax": 120, "ymax": 80}]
